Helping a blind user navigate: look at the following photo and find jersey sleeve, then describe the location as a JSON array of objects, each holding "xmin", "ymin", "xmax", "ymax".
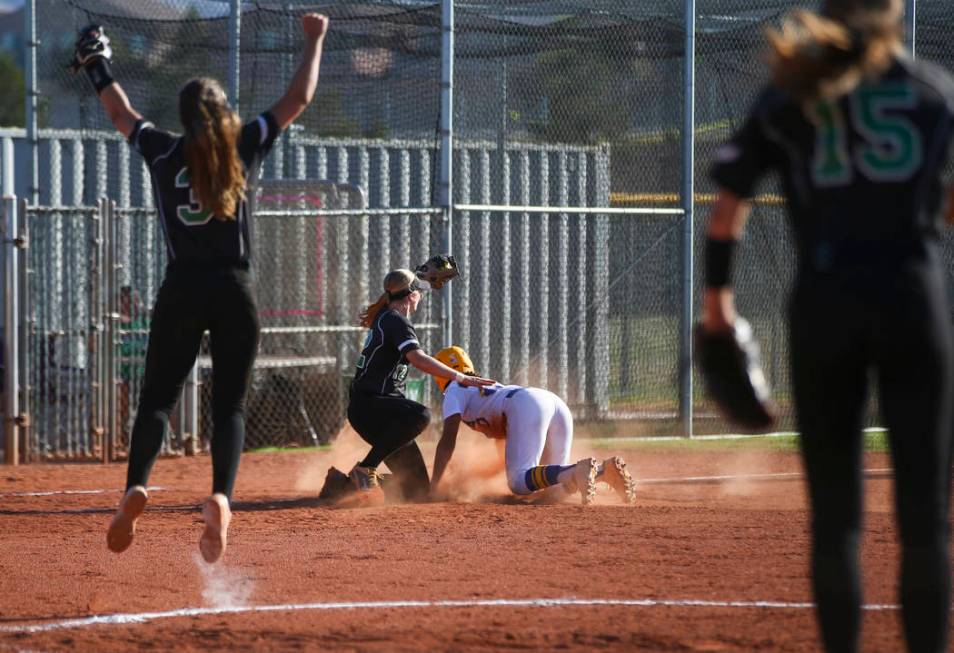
[
  {"xmin": 128, "ymin": 120, "xmax": 178, "ymax": 167},
  {"xmin": 710, "ymin": 90, "xmax": 785, "ymax": 199},
  {"xmin": 442, "ymin": 385, "xmax": 465, "ymax": 420},
  {"xmin": 239, "ymin": 111, "xmax": 282, "ymax": 161},
  {"xmin": 383, "ymin": 313, "xmax": 421, "ymax": 354}
]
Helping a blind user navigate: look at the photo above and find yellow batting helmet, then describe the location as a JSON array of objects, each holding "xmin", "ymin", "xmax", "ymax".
[{"xmin": 433, "ymin": 346, "xmax": 475, "ymax": 393}]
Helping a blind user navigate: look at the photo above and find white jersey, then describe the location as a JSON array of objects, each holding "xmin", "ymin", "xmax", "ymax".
[{"xmin": 441, "ymin": 382, "xmax": 525, "ymax": 439}]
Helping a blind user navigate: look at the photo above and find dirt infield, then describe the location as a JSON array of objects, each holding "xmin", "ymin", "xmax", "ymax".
[{"xmin": 0, "ymin": 432, "xmax": 930, "ymax": 652}]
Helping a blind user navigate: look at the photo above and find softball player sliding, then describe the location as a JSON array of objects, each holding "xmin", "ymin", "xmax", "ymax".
[{"xmin": 429, "ymin": 347, "xmax": 636, "ymax": 505}]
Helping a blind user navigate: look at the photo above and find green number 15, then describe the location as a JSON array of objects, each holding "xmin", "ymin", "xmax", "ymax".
[{"xmin": 812, "ymin": 81, "xmax": 922, "ymax": 187}]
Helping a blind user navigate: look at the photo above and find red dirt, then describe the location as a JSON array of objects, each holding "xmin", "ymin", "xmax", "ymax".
[{"xmin": 0, "ymin": 436, "xmax": 939, "ymax": 652}]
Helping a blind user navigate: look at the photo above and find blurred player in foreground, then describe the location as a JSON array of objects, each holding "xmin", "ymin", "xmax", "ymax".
[
  {"xmin": 345, "ymin": 271, "xmax": 495, "ymax": 504},
  {"xmin": 71, "ymin": 13, "xmax": 330, "ymax": 562},
  {"xmin": 429, "ymin": 346, "xmax": 636, "ymax": 505},
  {"xmin": 702, "ymin": 0, "xmax": 954, "ymax": 650}
]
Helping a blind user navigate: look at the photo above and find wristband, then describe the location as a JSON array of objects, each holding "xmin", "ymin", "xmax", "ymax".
[
  {"xmin": 84, "ymin": 58, "xmax": 115, "ymax": 94},
  {"xmin": 454, "ymin": 372, "xmax": 465, "ymax": 384},
  {"xmin": 705, "ymin": 237, "xmax": 736, "ymax": 288}
]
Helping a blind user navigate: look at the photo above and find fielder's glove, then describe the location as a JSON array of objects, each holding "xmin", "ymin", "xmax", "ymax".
[
  {"xmin": 694, "ymin": 317, "xmax": 777, "ymax": 431},
  {"xmin": 415, "ymin": 254, "xmax": 459, "ymax": 290},
  {"xmin": 68, "ymin": 24, "xmax": 113, "ymax": 74}
]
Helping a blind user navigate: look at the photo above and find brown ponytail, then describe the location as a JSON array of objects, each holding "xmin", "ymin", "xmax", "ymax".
[
  {"xmin": 359, "ymin": 292, "xmax": 390, "ymax": 329},
  {"xmin": 766, "ymin": 0, "xmax": 903, "ymax": 102},
  {"xmin": 358, "ymin": 269, "xmax": 420, "ymax": 328},
  {"xmin": 179, "ymin": 78, "xmax": 246, "ymax": 221}
]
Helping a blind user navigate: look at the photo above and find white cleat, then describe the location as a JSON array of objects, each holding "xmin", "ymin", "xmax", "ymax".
[
  {"xmin": 571, "ymin": 458, "xmax": 599, "ymax": 506},
  {"xmin": 601, "ymin": 456, "xmax": 637, "ymax": 504},
  {"xmin": 107, "ymin": 485, "xmax": 148, "ymax": 554},
  {"xmin": 199, "ymin": 493, "xmax": 232, "ymax": 564}
]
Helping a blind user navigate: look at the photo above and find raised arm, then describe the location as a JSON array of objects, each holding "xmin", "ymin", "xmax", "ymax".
[
  {"xmin": 98, "ymin": 84, "xmax": 142, "ymax": 140},
  {"xmin": 269, "ymin": 13, "xmax": 329, "ymax": 130},
  {"xmin": 700, "ymin": 190, "xmax": 752, "ymax": 333},
  {"xmin": 69, "ymin": 25, "xmax": 141, "ymax": 139}
]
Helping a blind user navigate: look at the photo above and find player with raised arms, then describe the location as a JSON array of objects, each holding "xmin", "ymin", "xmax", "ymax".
[
  {"xmin": 345, "ymin": 270, "xmax": 496, "ymax": 504},
  {"xmin": 70, "ymin": 13, "xmax": 330, "ymax": 563},
  {"xmin": 428, "ymin": 346, "xmax": 636, "ymax": 505},
  {"xmin": 700, "ymin": 0, "xmax": 954, "ymax": 650}
]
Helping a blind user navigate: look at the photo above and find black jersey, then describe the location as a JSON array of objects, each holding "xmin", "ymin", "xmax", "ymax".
[
  {"xmin": 711, "ymin": 56, "xmax": 954, "ymax": 275},
  {"xmin": 129, "ymin": 112, "xmax": 281, "ymax": 265},
  {"xmin": 352, "ymin": 309, "xmax": 421, "ymax": 397}
]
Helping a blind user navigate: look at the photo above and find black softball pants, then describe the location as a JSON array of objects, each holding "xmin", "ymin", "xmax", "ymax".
[
  {"xmin": 347, "ymin": 390, "xmax": 431, "ymax": 501},
  {"xmin": 125, "ymin": 264, "xmax": 260, "ymax": 500},
  {"xmin": 790, "ymin": 265, "xmax": 953, "ymax": 653}
]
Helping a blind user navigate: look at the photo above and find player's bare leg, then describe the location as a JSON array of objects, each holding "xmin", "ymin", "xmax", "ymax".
[
  {"xmin": 107, "ymin": 485, "xmax": 148, "ymax": 553},
  {"xmin": 600, "ymin": 456, "xmax": 637, "ymax": 504},
  {"xmin": 199, "ymin": 493, "xmax": 232, "ymax": 563}
]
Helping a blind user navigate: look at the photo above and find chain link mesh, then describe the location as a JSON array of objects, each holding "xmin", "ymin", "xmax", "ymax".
[
  {"xmin": 11, "ymin": 1, "xmax": 954, "ymax": 460},
  {"xmin": 691, "ymin": 2, "xmax": 799, "ymax": 432}
]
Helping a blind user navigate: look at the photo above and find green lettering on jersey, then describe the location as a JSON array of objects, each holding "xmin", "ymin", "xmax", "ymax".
[
  {"xmin": 175, "ymin": 167, "xmax": 213, "ymax": 226},
  {"xmin": 811, "ymin": 81, "xmax": 923, "ymax": 188},
  {"xmin": 811, "ymin": 100, "xmax": 852, "ymax": 187},
  {"xmin": 852, "ymin": 82, "xmax": 922, "ymax": 182}
]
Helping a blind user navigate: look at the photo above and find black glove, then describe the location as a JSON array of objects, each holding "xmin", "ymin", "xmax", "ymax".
[
  {"xmin": 68, "ymin": 25, "xmax": 116, "ymax": 94},
  {"xmin": 695, "ymin": 317, "xmax": 777, "ymax": 431},
  {"xmin": 68, "ymin": 24, "xmax": 113, "ymax": 73},
  {"xmin": 415, "ymin": 254, "xmax": 459, "ymax": 290}
]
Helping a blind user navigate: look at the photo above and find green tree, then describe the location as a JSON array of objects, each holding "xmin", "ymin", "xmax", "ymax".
[
  {"xmin": 0, "ymin": 52, "xmax": 24, "ymax": 127},
  {"xmin": 528, "ymin": 46, "xmax": 634, "ymax": 144}
]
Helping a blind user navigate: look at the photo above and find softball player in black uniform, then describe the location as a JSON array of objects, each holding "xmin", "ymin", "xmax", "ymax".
[
  {"xmin": 72, "ymin": 13, "xmax": 330, "ymax": 562},
  {"xmin": 702, "ymin": 1, "xmax": 954, "ymax": 650},
  {"xmin": 346, "ymin": 269, "xmax": 494, "ymax": 503}
]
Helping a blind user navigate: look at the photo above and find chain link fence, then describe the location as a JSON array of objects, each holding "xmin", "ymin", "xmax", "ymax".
[{"xmin": 5, "ymin": 0, "xmax": 954, "ymax": 461}]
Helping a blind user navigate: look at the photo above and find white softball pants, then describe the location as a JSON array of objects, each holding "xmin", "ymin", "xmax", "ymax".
[{"xmin": 503, "ymin": 388, "xmax": 574, "ymax": 495}]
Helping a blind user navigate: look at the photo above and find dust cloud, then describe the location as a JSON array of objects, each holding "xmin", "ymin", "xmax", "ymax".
[{"xmin": 193, "ymin": 553, "xmax": 254, "ymax": 609}]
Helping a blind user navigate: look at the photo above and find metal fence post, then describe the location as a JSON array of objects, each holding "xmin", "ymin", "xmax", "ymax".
[
  {"xmin": 680, "ymin": 0, "xmax": 696, "ymax": 437},
  {"xmin": 905, "ymin": 0, "xmax": 916, "ymax": 57},
  {"xmin": 228, "ymin": 0, "xmax": 242, "ymax": 111},
  {"xmin": 439, "ymin": 0, "xmax": 455, "ymax": 346},
  {"xmin": 93, "ymin": 199, "xmax": 106, "ymax": 461},
  {"xmin": 3, "ymin": 196, "xmax": 19, "ymax": 464},
  {"xmin": 1, "ymin": 138, "xmax": 12, "ymax": 196},
  {"xmin": 105, "ymin": 200, "xmax": 117, "ymax": 462},
  {"xmin": 183, "ymin": 360, "xmax": 198, "ymax": 454},
  {"xmin": 17, "ymin": 198, "xmax": 29, "ymax": 462},
  {"xmin": 1, "ymin": 143, "xmax": 11, "ymax": 413},
  {"xmin": 24, "ymin": 0, "xmax": 39, "ymax": 205}
]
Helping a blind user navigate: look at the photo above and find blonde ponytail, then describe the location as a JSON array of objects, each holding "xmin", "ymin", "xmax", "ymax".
[
  {"xmin": 766, "ymin": 0, "xmax": 903, "ymax": 102},
  {"xmin": 179, "ymin": 78, "xmax": 246, "ymax": 221},
  {"xmin": 358, "ymin": 269, "xmax": 421, "ymax": 328}
]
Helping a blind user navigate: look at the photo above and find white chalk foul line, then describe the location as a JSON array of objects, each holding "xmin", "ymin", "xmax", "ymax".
[
  {"xmin": 0, "ymin": 486, "xmax": 164, "ymax": 499},
  {"xmin": 639, "ymin": 469, "xmax": 893, "ymax": 485},
  {"xmin": 0, "ymin": 597, "xmax": 901, "ymax": 635}
]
